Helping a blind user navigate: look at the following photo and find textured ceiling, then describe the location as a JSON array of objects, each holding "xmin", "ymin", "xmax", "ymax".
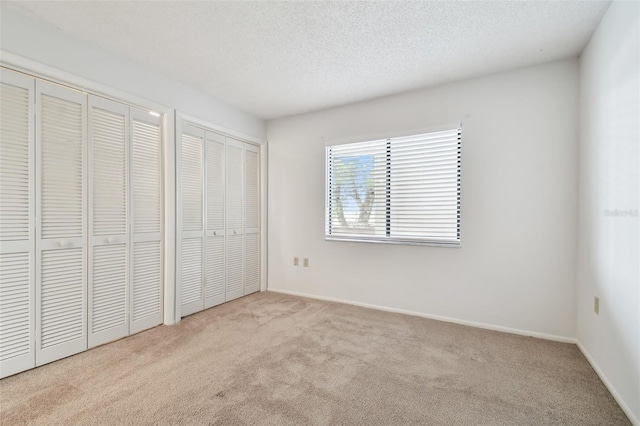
[{"xmin": 6, "ymin": 1, "xmax": 610, "ymax": 120}]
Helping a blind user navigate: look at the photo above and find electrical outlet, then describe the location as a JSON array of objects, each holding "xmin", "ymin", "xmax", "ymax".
[
  {"xmin": 293, "ymin": 257, "xmax": 299, "ymax": 266},
  {"xmin": 303, "ymin": 258, "xmax": 309, "ymax": 267},
  {"xmin": 594, "ymin": 296, "xmax": 599, "ymax": 315}
]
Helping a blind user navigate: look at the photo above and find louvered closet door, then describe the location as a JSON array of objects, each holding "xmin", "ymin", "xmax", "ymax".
[
  {"xmin": 178, "ymin": 124, "xmax": 204, "ymax": 316},
  {"xmin": 87, "ymin": 96, "xmax": 129, "ymax": 348},
  {"xmin": 225, "ymin": 138, "xmax": 244, "ymax": 302},
  {"xmin": 130, "ymin": 109, "xmax": 163, "ymax": 333},
  {"xmin": 0, "ymin": 68, "xmax": 35, "ymax": 378},
  {"xmin": 205, "ymin": 131, "xmax": 225, "ymax": 309},
  {"xmin": 35, "ymin": 81, "xmax": 87, "ymax": 366},
  {"xmin": 244, "ymin": 144, "xmax": 260, "ymax": 295}
]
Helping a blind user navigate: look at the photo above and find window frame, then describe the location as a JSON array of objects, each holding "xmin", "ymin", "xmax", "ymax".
[{"xmin": 325, "ymin": 126, "xmax": 462, "ymax": 248}]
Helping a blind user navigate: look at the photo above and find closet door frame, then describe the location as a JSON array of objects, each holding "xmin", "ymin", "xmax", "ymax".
[
  {"xmin": 35, "ymin": 80, "xmax": 88, "ymax": 366},
  {"xmin": 0, "ymin": 68, "xmax": 36, "ymax": 378}
]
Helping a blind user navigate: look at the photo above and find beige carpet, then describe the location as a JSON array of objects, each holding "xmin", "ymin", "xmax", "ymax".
[{"xmin": 0, "ymin": 292, "xmax": 630, "ymax": 425}]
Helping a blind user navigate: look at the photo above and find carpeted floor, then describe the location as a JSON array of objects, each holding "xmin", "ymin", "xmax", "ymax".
[{"xmin": 0, "ymin": 292, "xmax": 630, "ymax": 425}]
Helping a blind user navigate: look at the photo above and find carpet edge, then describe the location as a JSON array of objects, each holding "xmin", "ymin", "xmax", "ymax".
[
  {"xmin": 576, "ymin": 341, "xmax": 639, "ymax": 426},
  {"xmin": 266, "ymin": 287, "xmax": 576, "ymax": 343}
]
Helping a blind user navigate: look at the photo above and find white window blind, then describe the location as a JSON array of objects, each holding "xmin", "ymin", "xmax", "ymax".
[{"xmin": 326, "ymin": 127, "xmax": 461, "ymax": 246}]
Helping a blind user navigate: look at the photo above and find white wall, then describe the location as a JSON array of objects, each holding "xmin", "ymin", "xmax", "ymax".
[
  {"xmin": 0, "ymin": 5, "xmax": 266, "ymax": 140},
  {"xmin": 267, "ymin": 59, "xmax": 579, "ymax": 340},
  {"xmin": 577, "ymin": 1, "xmax": 639, "ymax": 423}
]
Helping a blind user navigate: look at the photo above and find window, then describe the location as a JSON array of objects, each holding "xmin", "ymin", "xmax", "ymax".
[{"xmin": 326, "ymin": 127, "xmax": 461, "ymax": 246}]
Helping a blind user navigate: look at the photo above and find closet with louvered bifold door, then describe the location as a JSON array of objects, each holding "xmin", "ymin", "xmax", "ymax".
[
  {"xmin": 88, "ymin": 95, "xmax": 164, "ymax": 348},
  {"xmin": 0, "ymin": 65, "xmax": 164, "ymax": 379},
  {"xmin": 177, "ymin": 121, "xmax": 260, "ymax": 318}
]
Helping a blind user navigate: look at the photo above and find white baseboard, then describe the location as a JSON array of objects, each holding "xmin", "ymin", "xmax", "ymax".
[
  {"xmin": 576, "ymin": 341, "xmax": 639, "ymax": 426},
  {"xmin": 267, "ymin": 287, "xmax": 576, "ymax": 344}
]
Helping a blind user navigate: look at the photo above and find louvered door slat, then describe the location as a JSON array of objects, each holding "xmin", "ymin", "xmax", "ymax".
[
  {"xmin": 181, "ymin": 237, "xmax": 203, "ymax": 312},
  {"xmin": 244, "ymin": 233, "xmax": 260, "ymax": 295},
  {"xmin": 91, "ymin": 244, "xmax": 127, "ymax": 334},
  {"xmin": 130, "ymin": 110, "xmax": 163, "ymax": 334},
  {"xmin": 132, "ymin": 119, "xmax": 161, "ymax": 234},
  {"xmin": 182, "ymin": 133, "xmax": 203, "ymax": 232},
  {"xmin": 36, "ymin": 81, "xmax": 87, "ymax": 367},
  {"xmin": 226, "ymin": 142, "xmax": 243, "ymax": 230},
  {"xmin": 225, "ymin": 234, "xmax": 243, "ymax": 301},
  {"xmin": 245, "ymin": 149, "xmax": 259, "ymax": 230},
  {"xmin": 205, "ymin": 235, "xmax": 224, "ymax": 308},
  {"xmin": 132, "ymin": 241, "xmax": 161, "ymax": 322},
  {"xmin": 207, "ymin": 137, "xmax": 225, "ymax": 231},
  {"xmin": 0, "ymin": 253, "xmax": 31, "ymax": 366},
  {"xmin": 1, "ymin": 81, "xmax": 31, "ymax": 242},
  {"xmin": 88, "ymin": 97, "xmax": 129, "ymax": 348},
  {"xmin": 39, "ymin": 248, "xmax": 84, "ymax": 348},
  {"xmin": 40, "ymin": 94, "xmax": 84, "ymax": 240},
  {"xmin": 0, "ymin": 69, "xmax": 35, "ymax": 379},
  {"xmin": 92, "ymin": 109, "xmax": 127, "ymax": 235}
]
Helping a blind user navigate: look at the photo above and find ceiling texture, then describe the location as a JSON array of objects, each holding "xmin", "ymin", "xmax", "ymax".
[{"xmin": 6, "ymin": 1, "xmax": 610, "ymax": 120}]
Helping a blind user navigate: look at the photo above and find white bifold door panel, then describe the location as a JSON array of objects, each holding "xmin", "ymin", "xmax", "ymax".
[
  {"xmin": 129, "ymin": 109, "xmax": 163, "ymax": 334},
  {"xmin": 35, "ymin": 80, "xmax": 88, "ymax": 366},
  {"xmin": 178, "ymin": 124, "xmax": 205, "ymax": 316},
  {"xmin": 88, "ymin": 96, "xmax": 129, "ymax": 348},
  {"xmin": 0, "ymin": 69, "xmax": 36, "ymax": 379},
  {"xmin": 244, "ymin": 144, "xmax": 260, "ymax": 295},
  {"xmin": 225, "ymin": 138, "xmax": 244, "ymax": 302},
  {"xmin": 205, "ymin": 131, "xmax": 226, "ymax": 309},
  {"xmin": 177, "ymin": 120, "xmax": 260, "ymax": 318}
]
